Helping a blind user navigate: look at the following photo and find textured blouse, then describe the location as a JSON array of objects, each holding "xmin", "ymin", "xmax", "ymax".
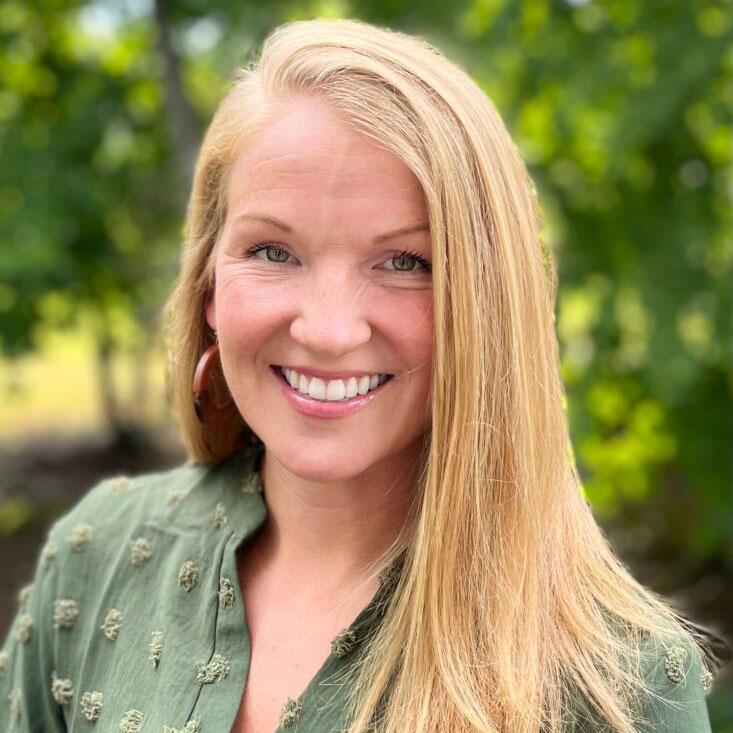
[{"xmin": 0, "ymin": 440, "xmax": 715, "ymax": 732}]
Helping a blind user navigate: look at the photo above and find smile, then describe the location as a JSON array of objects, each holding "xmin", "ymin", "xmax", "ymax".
[
  {"xmin": 270, "ymin": 365, "xmax": 395, "ymax": 419},
  {"xmin": 276, "ymin": 366, "xmax": 393, "ymax": 402}
]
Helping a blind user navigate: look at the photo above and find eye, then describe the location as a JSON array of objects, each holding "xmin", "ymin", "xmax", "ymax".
[
  {"xmin": 383, "ymin": 249, "xmax": 432, "ymax": 275},
  {"xmin": 242, "ymin": 242, "xmax": 432, "ymax": 275},
  {"xmin": 244, "ymin": 242, "xmax": 296, "ymax": 264}
]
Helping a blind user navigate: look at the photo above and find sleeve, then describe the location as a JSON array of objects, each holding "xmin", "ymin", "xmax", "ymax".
[
  {"xmin": 637, "ymin": 635, "xmax": 714, "ymax": 733},
  {"xmin": 0, "ymin": 522, "xmax": 67, "ymax": 732}
]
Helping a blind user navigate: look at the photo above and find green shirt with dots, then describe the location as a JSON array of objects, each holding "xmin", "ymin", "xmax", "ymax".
[{"xmin": 0, "ymin": 442, "xmax": 715, "ymax": 732}]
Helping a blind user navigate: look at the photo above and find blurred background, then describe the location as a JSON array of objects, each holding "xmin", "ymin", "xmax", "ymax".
[{"xmin": 0, "ymin": 0, "xmax": 730, "ymax": 727}]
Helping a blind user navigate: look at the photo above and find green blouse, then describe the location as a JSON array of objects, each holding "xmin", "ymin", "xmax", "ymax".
[{"xmin": 0, "ymin": 440, "xmax": 715, "ymax": 732}]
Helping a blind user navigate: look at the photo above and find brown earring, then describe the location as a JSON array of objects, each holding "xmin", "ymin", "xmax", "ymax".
[{"xmin": 192, "ymin": 342, "xmax": 234, "ymax": 426}]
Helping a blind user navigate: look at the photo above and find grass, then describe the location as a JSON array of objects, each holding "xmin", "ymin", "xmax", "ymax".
[{"xmin": 0, "ymin": 321, "xmax": 172, "ymax": 440}]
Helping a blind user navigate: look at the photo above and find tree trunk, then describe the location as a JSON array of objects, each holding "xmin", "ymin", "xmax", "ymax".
[
  {"xmin": 152, "ymin": 0, "xmax": 201, "ymax": 187},
  {"xmin": 93, "ymin": 311, "xmax": 121, "ymax": 434}
]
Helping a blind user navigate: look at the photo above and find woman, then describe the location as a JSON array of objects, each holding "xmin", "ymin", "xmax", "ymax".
[{"xmin": 0, "ymin": 18, "xmax": 722, "ymax": 733}]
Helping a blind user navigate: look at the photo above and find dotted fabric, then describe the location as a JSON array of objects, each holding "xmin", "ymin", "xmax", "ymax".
[
  {"xmin": 0, "ymin": 441, "xmax": 399, "ymax": 733},
  {"xmin": 0, "ymin": 439, "xmax": 715, "ymax": 732}
]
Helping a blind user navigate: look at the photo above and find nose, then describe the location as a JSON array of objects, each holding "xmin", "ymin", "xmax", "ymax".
[{"xmin": 289, "ymin": 268, "xmax": 372, "ymax": 358}]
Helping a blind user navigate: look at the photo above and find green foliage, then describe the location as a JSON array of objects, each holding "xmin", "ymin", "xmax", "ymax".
[
  {"xmin": 0, "ymin": 0, "xmax": 729, "ymax": 724},
  {"xmin": 416, "ymin": 0, "xmax": 731, "ymax": 558},
  {"xmin": 1, "ymin": 0, "xmax": 728, "ymax": 538},
  {"xmin": 0, "ymin": 495, "xmax": 36, "ymax": 535},
  {"xmin": 0, "ymin": 0, "xmax": 183, "ymax": 358}
]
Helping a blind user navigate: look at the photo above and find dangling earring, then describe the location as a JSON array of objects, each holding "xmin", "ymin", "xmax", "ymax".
[{"xmin": 192, "ymin": 333, "xmax": 234, "ymax": 426}]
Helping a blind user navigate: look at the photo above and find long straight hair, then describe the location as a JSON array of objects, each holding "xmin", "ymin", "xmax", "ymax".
[{"xmin": 162, "ymin": 18, "xmax": 721, "ymax": 732}]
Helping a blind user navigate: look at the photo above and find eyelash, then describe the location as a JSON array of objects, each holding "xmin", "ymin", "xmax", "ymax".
[{"xmin": 243, "ymin": 241, "xmax": 432, "ymax": 274}]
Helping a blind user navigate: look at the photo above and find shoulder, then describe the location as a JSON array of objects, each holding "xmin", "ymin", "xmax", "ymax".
[
  {"xmin": 3, "ymin": 447, "xmax": 263, "ymax": 651},
  {"xmin": 635, "ymin": 629, "xmax": 714, "ymax": 733},
  {"xmin": 640, "ymin": 629, "xmax": 714, "ymax": 694},
  {"xmin": 36, "ymin": 462, "xmax": 197, "ymax": 563},
  {"xmin": 37, "ymin": 450, "xmax": 260, "ymax": 585},
  {"xmin": 51, "ymin": 460, "xmax": 209, "ymax": 533},
  {"xmin": 0, "ymin": 448, "xmax": 264, "ymax": 730}
]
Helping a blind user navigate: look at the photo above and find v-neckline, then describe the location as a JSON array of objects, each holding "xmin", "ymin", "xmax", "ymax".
[{"xmin": 224, "ymin": 442, "xmax": 403, "ymax": 732}]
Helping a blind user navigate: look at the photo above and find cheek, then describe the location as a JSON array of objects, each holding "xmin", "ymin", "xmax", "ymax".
[
  {"xmin": 377, "ymin": 293, "xmax": 433, "ymax": 416},
  {"xmin": 215, "ymin": 271, "xmax": 287, "ymax": 335},
  {"xmin": 382, "ymin": 293, "xmax": 434, "ymax": 364},
  {"xmin": 216, "ymin": 264, "xmax": 434, "ymax": 366}
]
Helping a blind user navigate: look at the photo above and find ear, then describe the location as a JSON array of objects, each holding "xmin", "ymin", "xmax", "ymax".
[{"xmin": 204, "ymin": 296, "xmax": 217, "ymax": 332}]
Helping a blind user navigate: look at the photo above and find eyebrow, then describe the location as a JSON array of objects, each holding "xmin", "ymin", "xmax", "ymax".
[{"xmin": 233, "ymin": 213, "xmax": 430, "ymax": 244}]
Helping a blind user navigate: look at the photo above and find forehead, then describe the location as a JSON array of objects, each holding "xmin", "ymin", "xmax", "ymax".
[{"xmin": 225, "ymin": 97, "xmax": 426, "ymax": 222}]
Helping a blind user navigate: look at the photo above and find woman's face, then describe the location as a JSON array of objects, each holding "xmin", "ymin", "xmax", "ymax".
[{"xmin": 206, "ymin": 96, "xmax": 433, "ymax": 482}]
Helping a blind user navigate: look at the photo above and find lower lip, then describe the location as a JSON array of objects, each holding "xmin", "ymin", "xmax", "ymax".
[{"xmin": 271, "ymin": 366, "xmax": 393, "ymax": 419}]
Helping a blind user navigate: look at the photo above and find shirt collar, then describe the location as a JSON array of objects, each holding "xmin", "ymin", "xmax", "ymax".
[
  {"xmin": 171, "ymin": 438, "xmax": 405, "ymax": 622},
  {"xmin": 170, "ymin": 439, "xmax": 268, "ymax": 540}
]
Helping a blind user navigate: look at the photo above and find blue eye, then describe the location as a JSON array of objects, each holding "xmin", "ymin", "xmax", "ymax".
[
  {"xmin": 384, "ymin": 250, "xmax": 432, "ymax": 274},
  {"xmin": 246, "ymin": 243, "xmax": 293, "ymax": 263},
  {"xmin": 243, "ymin": 242, "xmax": 432, "ymax": 275}
]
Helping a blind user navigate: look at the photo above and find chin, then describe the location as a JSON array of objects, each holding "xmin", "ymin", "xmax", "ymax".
[{"xmin": 265, "ymin": 434, "xmax": 383, "ymax": 482}]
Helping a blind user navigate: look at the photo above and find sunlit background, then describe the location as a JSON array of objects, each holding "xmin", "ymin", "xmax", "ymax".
[{"xmin": 0, "ymin": 0, "xmax": 730, "ymax": 727}]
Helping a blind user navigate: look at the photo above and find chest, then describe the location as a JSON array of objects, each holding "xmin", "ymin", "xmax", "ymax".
[
  {"xmin": 228, "ymin": 626, "xmax": 334, "ymax": 733},
  {"xmin": 230, "ymin": 550, "xmax": 377, "ymax": 733}
]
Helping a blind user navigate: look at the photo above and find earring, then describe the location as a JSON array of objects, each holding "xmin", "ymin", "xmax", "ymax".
[{"xmin": 192, "ymin": 341, "xmax": 234, "ymax": 425}]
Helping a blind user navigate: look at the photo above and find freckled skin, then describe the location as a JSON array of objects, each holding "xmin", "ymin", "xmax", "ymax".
[{"xmin": 206, "ymin": 96, "xmax": 434, "ymax": 486}]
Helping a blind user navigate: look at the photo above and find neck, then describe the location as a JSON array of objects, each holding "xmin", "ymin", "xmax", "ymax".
[{"xmin": 252, "ymin": 442, "xmax": 422, "ymax": 593}]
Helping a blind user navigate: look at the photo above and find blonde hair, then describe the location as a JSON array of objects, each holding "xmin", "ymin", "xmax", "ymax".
[{"xmin": 162, "ymin": 18, "xmax": 721, "ymax": 732}]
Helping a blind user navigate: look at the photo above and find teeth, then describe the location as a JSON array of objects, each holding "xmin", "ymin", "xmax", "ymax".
[
  {"xmin": 345, "ymin": 377, "xmax": 358, "ymax": 398},
  {"xmin": 326, "ymin": 379, "xmax": 345, "ymax": 401},
  {"xmin": 281, "ymin": 367, "xmax": 390, "ymax": 403},
  {"xmin": 287, "ymin": 369, "xmax": 299, "ymax": 390},
  {"xmin": 308, "ymin": 377, "xmax": 326, "ymax": 400}
]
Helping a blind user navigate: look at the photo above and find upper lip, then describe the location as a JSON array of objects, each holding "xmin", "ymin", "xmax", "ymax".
[{"xmin": 274, "ymin": 365, "xmax": 393, "ymax": 381}]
